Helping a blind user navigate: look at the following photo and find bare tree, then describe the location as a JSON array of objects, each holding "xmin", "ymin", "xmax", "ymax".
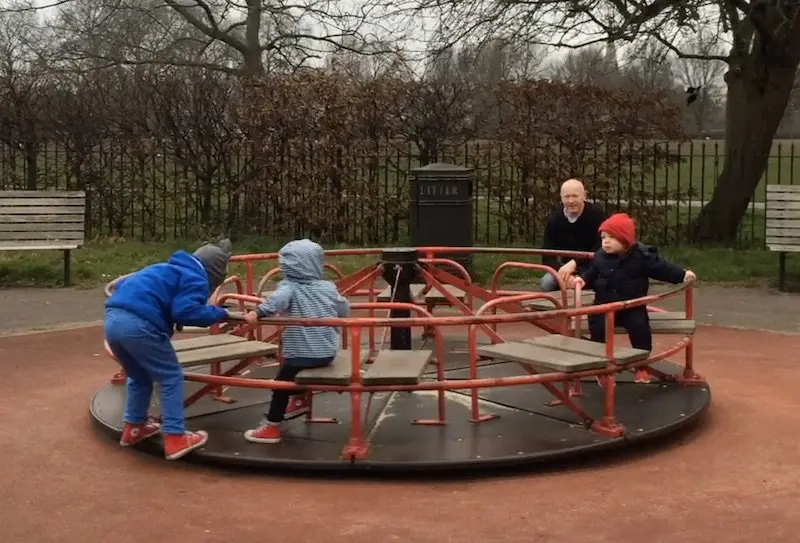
[
  {"xmin": 397, "ymin": 0, "xmax": 800, "ymax": 243},
  {"xmin": 12, "ymin": 0, "xmax": 394, "ymax": 76}
]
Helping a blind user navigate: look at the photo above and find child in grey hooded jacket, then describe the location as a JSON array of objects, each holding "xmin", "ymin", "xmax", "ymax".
[{"xmin": 243, "ymin": 239, "xmax": 350, "ymax": 444}]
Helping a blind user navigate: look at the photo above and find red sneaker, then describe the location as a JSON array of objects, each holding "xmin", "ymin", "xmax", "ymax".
[
  {"xmin": 244, "ymin": 423, "xmax": 281, "ymax": 444},
  {"xmin": 285, "ymin": 394, "xmax": 310, "ymax": 420},
  {"xmin": 119, "ymin": 421, "xmax": 161, "ymax": 447},
  {"xmin": 163, "ymin": 431, "xmax": 209, "ymax": 460}
]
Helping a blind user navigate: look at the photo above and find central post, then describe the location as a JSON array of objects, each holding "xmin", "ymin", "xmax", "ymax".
[{"xmin": 381, "ymin": 248, "xmax": 420, "ymax": 350}]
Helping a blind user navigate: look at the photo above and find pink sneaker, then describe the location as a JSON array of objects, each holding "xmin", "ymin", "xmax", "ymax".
[
  {"xmin": 119, "ymin": 421, "xmax": 161, "ymax": 447},
  {"xmin": 285, "ymin": 394, "xmax": 311, "ymax": 420},
  {"xmin": 163, "ymin": 431, "xmax": 208, "ymax": 460},
  {"xmin": 244, "ymin": 423, "xmax": 282, "ymax": 444}
]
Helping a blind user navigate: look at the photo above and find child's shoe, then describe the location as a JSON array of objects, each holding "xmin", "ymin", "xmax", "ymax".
[
  {"xmin": 244, "ymin": 422, "xmax": 281, "ymax": 444},
  {"xmin": 163, "ymin": 430, "xmax": 208, "ymax": 460},
  {"xmin": 284, "ymin": 394, "xmax": 310, "ymax": 420},
  {"xmin": 120, "ymin": 420, "xmax": 161, "ymax": 447}
]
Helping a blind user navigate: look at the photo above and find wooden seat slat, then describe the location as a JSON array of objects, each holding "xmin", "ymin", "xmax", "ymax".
[
  {"xmin": 361, "ymin": 350, "xmax": 433, "ymax": 385},
  {"xmin": 523, "ymin": 335, "xmax": 649, "ymax": 365},
  {"xmin": 424, "ymin": 284, "xmax": 465, "ymax": 302},
  {"xmin": 171, "ymin": 334, "xmax": 247, "ymax": 352},
  {"xmin": 177, "ymin": 340, "xmax": 278, "ymax": 367},
  {"xmin": 570, "ymin": 311, "xmax": 695, "ymax": 334},
  {"xmin": 295, "ymin": 350, "xmax": 370, "ymax": 385},
  {"xmin": 477, "ymin": 342, "xmax": 607, "ymax": 373}
]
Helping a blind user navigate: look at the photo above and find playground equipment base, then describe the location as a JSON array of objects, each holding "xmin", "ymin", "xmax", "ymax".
[{"xmin": 89, "ymin": 339, "xmax": 711, "ymax": 473}]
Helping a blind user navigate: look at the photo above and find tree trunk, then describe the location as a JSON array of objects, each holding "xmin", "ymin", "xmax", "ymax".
[{"xmin": 690, "ymin": 32, "xmax": 800, "ymax": 244}]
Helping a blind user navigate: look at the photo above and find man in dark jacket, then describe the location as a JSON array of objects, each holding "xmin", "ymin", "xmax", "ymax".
[{"xmin": 539, "ymin": 178, "xmax": 606, "ymax": 291}]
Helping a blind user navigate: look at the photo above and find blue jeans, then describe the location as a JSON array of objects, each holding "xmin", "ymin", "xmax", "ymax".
[
  {"xmin": 104, "ymin": 307, "xmax": 186, "ymax": 435},
  {"xmin": 539, "ymin": 272, "xmax": 559, "ymax": 291}
]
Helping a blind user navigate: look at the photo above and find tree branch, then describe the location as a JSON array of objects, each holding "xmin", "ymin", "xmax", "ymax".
[{"xmin": 162, "ymin": 0, "xmax": 247, "ymax": 54}]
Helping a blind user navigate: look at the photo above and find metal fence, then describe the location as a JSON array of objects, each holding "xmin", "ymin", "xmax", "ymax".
[{"xmin": 0, "ymin": 139, "xmax": 795, "ymax": 248}]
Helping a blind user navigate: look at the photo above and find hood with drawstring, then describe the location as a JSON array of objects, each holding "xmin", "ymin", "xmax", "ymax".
[{"xmin": 278, "ymin": 239, "xmax": 324, "ymax": 282}]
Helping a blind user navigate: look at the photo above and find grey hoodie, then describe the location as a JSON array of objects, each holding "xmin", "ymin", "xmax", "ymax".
[{"xmin": 256, "ymin": 239, "xmax": 350, "ymax": 363}]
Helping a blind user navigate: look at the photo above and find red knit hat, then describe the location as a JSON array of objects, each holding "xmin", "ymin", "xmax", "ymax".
[{"xmin": 599, "ymin": 213, "xmax": 636, "ymax": 247}]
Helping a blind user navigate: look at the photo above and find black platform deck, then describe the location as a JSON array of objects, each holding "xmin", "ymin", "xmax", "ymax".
[{"xmin": 90, "ymin": 338, "xmax": 711, "ymax": 473}]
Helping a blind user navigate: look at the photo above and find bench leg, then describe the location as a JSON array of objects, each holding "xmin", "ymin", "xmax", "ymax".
[
  {"xmin": 778, "ymin": 252, "xmax": 787, "ymax": 292},
  {"xmin": 63, "ymin": 249, "xmax": 71, "ymax": 287}
]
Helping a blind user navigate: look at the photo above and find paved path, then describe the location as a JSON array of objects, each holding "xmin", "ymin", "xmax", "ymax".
[{"xmin": 1, "ymin": 283, "xmax": 797, "ymax": 336}]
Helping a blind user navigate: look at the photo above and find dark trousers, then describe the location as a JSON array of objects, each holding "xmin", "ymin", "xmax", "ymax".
[
  {"xmin": 588, "ymin": 307, "xmax": 652, "ymax": 352},
  {"xmin": 266, "ymin": 356, "xmax": 333, "ymax": 423}
]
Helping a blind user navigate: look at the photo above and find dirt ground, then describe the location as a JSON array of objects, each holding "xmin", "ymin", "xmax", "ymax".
[{"xmin": 1, "ymin": 283, "xmax": 799, "ymax": 542}]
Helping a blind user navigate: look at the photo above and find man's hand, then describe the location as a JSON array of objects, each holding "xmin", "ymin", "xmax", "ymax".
[
  {"xmin": 557, "ymin": 260, "xmax": 577, "ymax": 284},
  {"xmin": 683, "ymin": 270, "xmax": 697, "ymax": 283}
]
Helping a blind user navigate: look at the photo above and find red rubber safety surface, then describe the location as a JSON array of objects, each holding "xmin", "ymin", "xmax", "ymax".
[{"xmin": 2, "ymin": 324, "xmax": 800, "ymax": 542}]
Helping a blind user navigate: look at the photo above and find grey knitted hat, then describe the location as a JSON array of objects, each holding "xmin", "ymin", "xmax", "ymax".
[{"xmin": 193, "ymin": 238, "xmax": 232, "ymax": 293}]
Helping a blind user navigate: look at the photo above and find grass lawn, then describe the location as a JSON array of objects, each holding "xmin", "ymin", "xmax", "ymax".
[{"xmin": 0, "ymin": 238, "xmax": 797, "ymax": 291}]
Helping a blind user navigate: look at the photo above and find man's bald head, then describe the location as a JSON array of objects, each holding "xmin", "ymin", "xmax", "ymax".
[{"xmin": 560, "ymin": 178, "xmax": 587, "ymax": 217}]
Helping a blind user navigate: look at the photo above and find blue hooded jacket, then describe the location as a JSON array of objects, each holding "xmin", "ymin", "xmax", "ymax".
[
  {"xmin": 105, "ymin": 250, "xmax": 228, "ymax": 336},
  {"xmin": 256, "ymin": 239, "xmax": 350, "ymax": 363}
]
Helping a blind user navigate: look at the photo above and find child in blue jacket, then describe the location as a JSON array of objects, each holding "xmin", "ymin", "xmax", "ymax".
[
  {"xmin": 243, "ymin": 239, "xmax": 350, "ymax": 444},
  {"xmin": 104, "ymin": 239, "xmax": 233, "ymax": 460}
]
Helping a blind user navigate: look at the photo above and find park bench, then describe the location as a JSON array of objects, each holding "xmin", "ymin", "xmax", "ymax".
[
  {"xmin": 765, "ymin": 184, "xmax": 800, "ymax": 291},
  {"xmin": 476, "ymin": 334, "xmax": 650, "ymax": 373},
  {"xmin": 0, "ymin": 190, "xmax": 86, "ymax": 286}
]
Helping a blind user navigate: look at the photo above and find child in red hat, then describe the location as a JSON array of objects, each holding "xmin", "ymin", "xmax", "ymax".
[{"xmin": 570, "ymin": 213, "xmax": 696, "ymax": 354}]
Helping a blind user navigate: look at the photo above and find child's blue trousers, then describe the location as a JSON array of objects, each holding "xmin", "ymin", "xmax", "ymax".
[{"xmin": 104, "ymin": 307, "xmax": 186, "ymax": 435}]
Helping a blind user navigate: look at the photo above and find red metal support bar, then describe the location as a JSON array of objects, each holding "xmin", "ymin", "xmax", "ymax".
[
  {"xmin": 489, "ymin": 261, "xmax": 571, "ymax": 334},
  {"xmin": 469, "ymin": 292, "xmax": 595, "ymax": 426}
]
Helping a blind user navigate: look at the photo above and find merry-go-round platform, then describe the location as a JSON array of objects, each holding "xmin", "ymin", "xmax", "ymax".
[{"xmin": 89, "ymin": 247, "xmax": 711, "ymax": 473}]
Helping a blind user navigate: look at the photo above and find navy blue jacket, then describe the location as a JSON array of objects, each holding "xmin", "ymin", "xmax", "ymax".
[
  {"xmin": 579, "ymin": 243, "xmax": 686, "ymax": 305},
  {"xmin": 105, "ymin": 250, "xmax": 228, "ymax": 336}
]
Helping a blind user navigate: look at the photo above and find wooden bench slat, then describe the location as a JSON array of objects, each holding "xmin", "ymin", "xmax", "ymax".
[
  {"xmin": 0, "ymin": 214, "xmax": 84, "ymax": 224},
  {"xmin": 0, "ymin": 206, "xmax": 85, "ymax": 215},
  {"xmin": 523, "ymin": 335, "xmax": 650, "ymax": 364},
  {"xmin": 765, "ymin": 192, "xmax": 800, "ymax": 201},
  {"xmin": 424, "ymin": 284, "xmax": 465, "ymax": 302},
  {"xmin": 0, "ymin": 190, "xmax": 85, "ymax": 197},
  {"xmin": 767, "ymin": 244, "xmax": 800, "ymax": 252},
  {"xmin": 767, "ymin": 219, "xmax": 800, "ymax": 226},
  {"xmin": 766, "ymin": 202, "xmax": 800, "ymax": 211},
  {"xmin": 176, "ymin": 340, "xmax": 278, "ymax": 367},
  {"xmin": 0, "ymin": 231, "xmax": 84, "ymax": 241},
  {"xmin": 0, "ymin": 241, "xmax": 81, "ymax": 250},
  {"xmin": 171, "ymin": 334, "xmax": 248, "ymax": 352},
  {"xmin": 0, "ymin": 223, "xmax": 86, "ymax": 232},
  {"xmin": 361, "ymin": 350, "xmax": 433, "ymax": 385},
  {"xmin": 295, "ymin": 350, "xmax": 370, "ymax": 385},
  {"xmin": 0, "ymin": 198, "xmax": 86, "ymax": 206},
  {"xmin": 477, "ymin": 342, "xmax": 607, "ymax": 373},
  {"xmin": 376, "ymin": 283, "xmax": 426, "ymax": 302},
  {"xmin": 571, "ymin": 311, "xmax": 695, "ymax": 334},
  {"xmin": 766, "ymin": 237, "xmax": 800, "ymax": 246}
]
